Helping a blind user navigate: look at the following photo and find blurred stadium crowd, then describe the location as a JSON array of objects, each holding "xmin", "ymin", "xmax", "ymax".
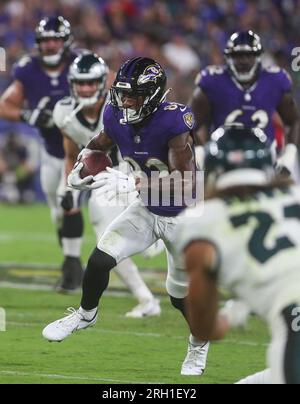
[{"xmin": 1, "ymin": 0, "xmax": 300, "ymax": 201}]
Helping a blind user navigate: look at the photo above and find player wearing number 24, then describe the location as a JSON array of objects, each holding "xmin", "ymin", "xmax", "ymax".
[{"xmin": 190, "ymin": 30, "xmax": 300, "ymax": 177}]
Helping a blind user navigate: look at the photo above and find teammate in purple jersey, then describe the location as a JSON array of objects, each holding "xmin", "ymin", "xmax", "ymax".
[
  {"xmin": 43, "ymin": 57, "xmax": 210, "ymax": 377},
  {"xmin": 0, "ymin": 16, "xmax": 83, "ymax": 291},
  {"xmin": 191, "ymin": 30, "xmax": 300, "ymax": 178}
]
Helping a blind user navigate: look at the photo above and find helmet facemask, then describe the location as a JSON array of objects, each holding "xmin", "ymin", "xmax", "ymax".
[
  {"xmin": 225, "ymin": 52, "xmax": 261, "ymax": 83},
  {"xmin": 110, "ymin": 57, "xmax": 168, "ymax": 125},
  {"xmin": 68, "ymin": 54, "xmax": 108, "ymax": 107},
  {"xmin": 71, "ymin": 78, "xmax": 106, "ymax": 107},
  {"xmin": 111, "ymin": 85, "xmax": 169, "ymax": 124},
  {"xmin": 37, "ymin": 37, "xmax": 72, "ymax": 67},
  {"xmin": 224, "ymin": 31, "xmax": 263, "ymax": 84},
  {"xmin": 205, "ymin": 125, "xmax": 275, "ymax": 191}
]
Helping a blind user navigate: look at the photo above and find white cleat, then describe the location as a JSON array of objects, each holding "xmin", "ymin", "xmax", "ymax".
[
  {"xmin": 125, "ymin": 298, "xmax": 161, "ymax": 318},
  {"xmin": 42, "ymin": 308, "xmax": 97, "ymax": 342},
  {"xmin": 181, "ymin": 337, "xmax": 210, "ymax": 376}
]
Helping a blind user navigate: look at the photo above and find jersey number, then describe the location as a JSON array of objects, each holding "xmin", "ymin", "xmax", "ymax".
[
  {"xmin": 225, "ymin": 109, "xmax": 269, "ymax": 129},
  {"xmin": 124, "ymin": 157, "xmax": 169, "ymax": 175},
  {"xmin": 230, "ymin": 204, "xmax": 300, "ymax": 263}
]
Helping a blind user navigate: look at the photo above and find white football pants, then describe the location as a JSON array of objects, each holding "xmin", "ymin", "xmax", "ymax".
[
  {"xmin": 96, "ymin": 197, "xmax": 187, "ymax": 299},
  {"xmin": 40, "ymin": 149, "xmax": 64, "ymax": 228},
  {"xmin": 89, "ymin": 190, "xmax": 155, "ymax": 302}
]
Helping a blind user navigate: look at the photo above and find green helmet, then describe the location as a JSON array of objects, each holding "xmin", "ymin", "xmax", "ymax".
[{"xmin": 205, "ymin": 125, "xmax": 275, "ymax": 190}]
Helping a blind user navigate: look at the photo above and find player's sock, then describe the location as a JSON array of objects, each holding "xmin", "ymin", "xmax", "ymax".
[
  {"xmin": 81, "ymin": 248, "xmax": 116, "ymax": 310},
  {"xmin": 235, "ymin": 369, "xmax": 271, "ymax": 384},
  {"xmin": 114, "ymin": 258, "xmax": 154, "ymax": 303},
  {"xmin": 78, "ymin": 306, "xmax": 98, "ymax": 321},
  {"xmin": 61, "ymin": 211, "xmax": 83, "ymax": 257},
  {"xmin": 169, "ymin": 295, "xmax": 187, "ymax": 318},
  {"xmin": 190, "ymin": 334, "xmax": 207, "ymax": 346},
  {"xmin": 62, "ymin": 239, "xmax": 82, "ymax": 257}
]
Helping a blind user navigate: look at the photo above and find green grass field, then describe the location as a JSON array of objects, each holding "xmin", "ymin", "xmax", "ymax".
[
  {"xmin": 0, "ymin": 204, "xmax": 269, "ymax": 384},
  {"xmin": 0, "ymin": 204, "xmax": 166, "ymax": 270}
]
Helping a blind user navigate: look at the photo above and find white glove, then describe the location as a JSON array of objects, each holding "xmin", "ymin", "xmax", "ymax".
[
  {"xmin": 276, "ymin": 143, "xmax": 298, "ymax": 177},
  {"xmin": 77, "ymin": 147, "xmax": 90, "ymax": 162},
  {"xmin": 67, "ymin": 162, "xmax": 94, "ymax": 190},
  {"xmin": 67, "ymin": 148, "xmax": 96, "ymax": 190},
  {"xmin": 195, "ymin": 145, "xmax": 205, "ymax": 170},
  {"xmin": 219, "ymin": 299, "xmax": 251, "ymax": 328},
  {"xmin": 91, "ymin": 167, "xmax": 136, "ymax": 197}
]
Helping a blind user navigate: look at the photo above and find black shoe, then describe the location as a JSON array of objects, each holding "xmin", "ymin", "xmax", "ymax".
[{"xmin": 56, "ymin": 257, "xmax": 84, "ymax": 293}]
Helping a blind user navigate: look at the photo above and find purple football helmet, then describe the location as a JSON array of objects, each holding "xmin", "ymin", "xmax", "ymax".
[
  {"xmin": 224, "ymin": 30, "xmax": 263, "ymax": 83},
  {"xmin": 35, "ymin": 16, "xmax": 72, "ymax": 67}
]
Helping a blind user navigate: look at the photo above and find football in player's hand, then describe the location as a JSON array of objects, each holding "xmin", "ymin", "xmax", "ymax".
[{"xmin": 79, "ymin": 150, "xmax": 113, "ymax": 179}]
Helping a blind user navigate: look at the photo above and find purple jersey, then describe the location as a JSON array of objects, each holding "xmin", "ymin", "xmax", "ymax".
[
  {"xmin": 12, "ymin": 53, "xmax": 77, "ymax": 158},
  {"xmin": 197, "ymin": 65, "xmax": 292, "ymax": 141},
  {"xmin": 104, "ymin": 102, "xmax": 195, "ymax": 217}
]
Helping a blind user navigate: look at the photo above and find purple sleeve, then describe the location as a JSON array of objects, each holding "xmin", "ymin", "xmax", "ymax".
[
  {"xmin": 167, "ymin": 105, "xmax": 195, "ymax": 141},
  {"xmin": 195, "ymin": 68, "xmax": 211, "ymax": 94},
  {"xmin": 278, "ymin": 68, "xmax": 292, "ymax": 93},
  {"xmin": 12, "ymin": 56, "xmax": 33, "ymax": 86},
  {"xmin": 195, "ymin": 66, "xmax": 224, "ymax": 101}
]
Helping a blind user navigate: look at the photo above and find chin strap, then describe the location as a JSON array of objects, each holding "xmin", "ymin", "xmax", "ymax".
[
  {"xmin": 42, "ymin": 48, "xmax": 64, "ymax": 67},
  {"xmin": 227, "ymin": 57, "xmax": 261, "ymax": 83},
  {"xmin": 119, "ymin": 87, "xmax": 173, "ymax": 125},
  {"xmin": 159, "ymin": 87, "xmax": 172, "ymax": 103}
]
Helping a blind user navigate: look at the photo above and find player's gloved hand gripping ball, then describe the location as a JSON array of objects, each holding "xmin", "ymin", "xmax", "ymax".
[{"xmin": 68, "ymin": 149, "xmax": 112, "ymax": 190}]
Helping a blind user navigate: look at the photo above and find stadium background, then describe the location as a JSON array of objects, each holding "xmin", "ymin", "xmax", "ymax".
[
  {"xmin": 1, "ymin": 0, "xmax": 300, "ymax": 202},
  {"xmin": 0, "ymin": 0, "xmax": 296, "ymax": 384}
]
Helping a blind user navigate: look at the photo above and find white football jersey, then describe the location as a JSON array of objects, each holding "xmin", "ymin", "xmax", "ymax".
[
  {"xmin": 176, "ymin": 185, "xmax": 300, "ymax": 322},
  {"xmin": 53, "ymin": 96, "xmax": 108, "ymax": 147}
]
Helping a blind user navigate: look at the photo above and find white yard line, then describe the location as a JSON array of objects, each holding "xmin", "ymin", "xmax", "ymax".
[
  {"xmin": 0, "ymin": 370, "xmax": 156, "ymax": 384},
  {"xmin": 0, "ymin": 232, "xmax": 95, "ymax": 243},
  {"xmin": 0, "ymin": 282, "xmax": 138, "ymax": 297},
  {"xmin": 0, "ymin": 282, "xmax": 57, "ymax": 291}
]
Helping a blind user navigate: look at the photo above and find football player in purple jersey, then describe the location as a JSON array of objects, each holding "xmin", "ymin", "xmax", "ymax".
[
  {"xmin": 42, "ymin": 57, "xmax": 210, "ymax": 377},
  {"xmin": 190, "ymin": 30, "xmax": 300, "ymax": 178},
  {"xmin": 53, "ymin": 52, "xmax": 161, "ymax": 317},
  {"xmin": 0, "ymin": 16, "xmax": 83, "ymax": 292}
]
